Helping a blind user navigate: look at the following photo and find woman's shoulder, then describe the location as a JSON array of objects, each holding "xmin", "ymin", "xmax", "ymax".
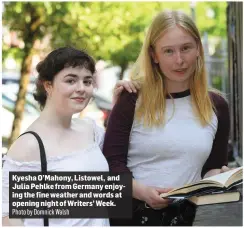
[
  {"xmin": 72, "ymin": 117, "xmax": 105, "ymax": 147},
  {"xmin": 208, "ymin": 89, "xmax": 228, "ymax": 107},
  {"xmin": 72, "ymin": 117, "xmax": 97, "ymax": 130},
  {"xmin": 6, "ymin": 133, "xmax": 41, "ymax": 163},
  {"xmin": 72, "ymin": 117, "xmax": 104, "ymax": 135},
  {"xmin": 208, "ymin": 89, "xmax": 229, "ymax": 117}
]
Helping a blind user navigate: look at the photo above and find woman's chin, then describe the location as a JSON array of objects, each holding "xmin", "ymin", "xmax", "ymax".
[
  {"xmin": 72, "ymin": 103, "xmax": 88, "ymax": 113},
  {"xmin": 72, "ymin": 109, "xmax": 84, "ymax": 115}
]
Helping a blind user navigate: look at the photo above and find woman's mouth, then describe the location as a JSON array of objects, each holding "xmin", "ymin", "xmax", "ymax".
[
  {"xmin": 174, "ymin": 68, "xmax": 187, "ymax": 75},
  {"xmin": 72, "ymin": 97, "xmax": 85, "ymax": 103}
]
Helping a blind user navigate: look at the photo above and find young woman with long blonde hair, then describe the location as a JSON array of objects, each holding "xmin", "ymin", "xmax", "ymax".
[{"xmin": 103, "ymin": 10, "xmax": 230, "ymax": 226}]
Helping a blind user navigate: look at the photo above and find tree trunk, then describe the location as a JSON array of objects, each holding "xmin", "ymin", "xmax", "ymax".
[
  {"xmin": 7, "ymin": 3, "xmax": 41, "ymax": 148},
  {"xmin": 119, "ymin": 63, "xmax": 128, "ymax": 81},
  {"xmin": 8, "ymin": 51, "xmax": 33, "ymax": 148}
]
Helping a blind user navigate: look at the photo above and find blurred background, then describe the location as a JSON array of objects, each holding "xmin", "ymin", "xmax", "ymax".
[{"xmin": 1, "ymin": 2, "xmax": 242, "ymax": 166}]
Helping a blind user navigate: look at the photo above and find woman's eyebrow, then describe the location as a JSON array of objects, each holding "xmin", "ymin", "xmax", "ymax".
[
  {"xmin": 84, "ymin": 76, "xmax": 93, "ymax": 79},
  {"xmin": 161, "ymin": 42, "xmax": 194, "ymax": 49},
  {"xmin": 64, "ymin": 74, "xmax": 92, "ymax": 79},
  {"xmin": 64, "ymin": 74, "xmax": 78, "ymax": 78}
]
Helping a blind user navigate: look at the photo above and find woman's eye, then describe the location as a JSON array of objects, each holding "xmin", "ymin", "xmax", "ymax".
[
  {"xmin": 67, "ymin": 79, "xmax": 76, "ymax": 84},
  {"xmin": 164, "ymin": 49, "xmax": 174, "ymax": 54},
  {"xmin": 182, "ymin": 46, "xmax": 191, "ymax": 52},
  {"xmin": 84, "ymin": 80, "xmax": 92, "ymax": 86}
]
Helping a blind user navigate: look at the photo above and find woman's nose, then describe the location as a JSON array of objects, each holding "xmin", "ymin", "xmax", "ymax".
[
  {"xmin": 76, "ymin": 81, "xmax": 84, "ymax": 92},
  {"xmin": 175, "ymin": 51, "xmax": 184, "ymax": 65}
]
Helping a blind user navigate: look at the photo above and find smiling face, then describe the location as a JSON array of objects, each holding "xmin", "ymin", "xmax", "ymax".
[
  {"xmin": 45, "ymin": 66, "xmax": 94, "ymax": 115},
  {"xmin": 151, "ymin": 25, "xmax": 199, "ymax": 92}
]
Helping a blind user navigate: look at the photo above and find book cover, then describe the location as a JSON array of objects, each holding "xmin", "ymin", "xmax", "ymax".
[{"xmin": 187, "ymin": 190, "xmax": 241, "ymax": 206}]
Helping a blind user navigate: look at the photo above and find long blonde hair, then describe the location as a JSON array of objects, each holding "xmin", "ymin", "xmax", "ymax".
[{"xmin": 130, "ymin": 10, "xmax": 216, "ymax": 127}]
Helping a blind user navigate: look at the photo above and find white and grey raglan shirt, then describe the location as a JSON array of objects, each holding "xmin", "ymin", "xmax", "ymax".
[{"xmin": 103, "ymin": 89, "xmax": 230, "ymax": 188}]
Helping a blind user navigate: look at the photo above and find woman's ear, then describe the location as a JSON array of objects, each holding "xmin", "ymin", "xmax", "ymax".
[
  {"xmin": 149, "ymin": 46, "xmax": 159, "ymax": 64},
  {"xmin": 196, "ymin": 43, "xmax": 200, "ymax": 57},
  {"xmin": 196, "ymin": 50, "xmax": 200, "ymax": 57},
  {"xmin": 43, "ymin": 81, "xmax": 52, "ymax": 96}
]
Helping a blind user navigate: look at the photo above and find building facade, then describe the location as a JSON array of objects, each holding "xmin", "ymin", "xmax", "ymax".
[{"xmin": 227, "ymin": 2, "xmax": 243, "ymax": 164}]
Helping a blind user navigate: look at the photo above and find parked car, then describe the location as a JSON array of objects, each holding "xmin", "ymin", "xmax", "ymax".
[{"xmin": 2, "ymin": 71, "xmax": 36, "ymax": 85}]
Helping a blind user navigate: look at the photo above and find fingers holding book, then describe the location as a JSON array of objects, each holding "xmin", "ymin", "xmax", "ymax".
[
  {"xmin": 143, "ymin": 186, "xmax": 173, "ymax": 209},
  {"xmin": 204, "ymin": 165, "xmax": 235, "ymax": 178}
]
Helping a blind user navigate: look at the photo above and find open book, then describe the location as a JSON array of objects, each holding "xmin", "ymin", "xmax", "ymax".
[
  {"xmin": 160, "ymin": 167, "xmax": 242, "ymax": 199},
  {"xmin": 187, "ymin": 189, "xmax": 241, "ymax": 206}
]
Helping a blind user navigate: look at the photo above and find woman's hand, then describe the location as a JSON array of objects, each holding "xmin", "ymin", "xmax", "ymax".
[
  {"xmin": 133, "ymin": 179, "xmax": 173, "ymax": 210},
  {"xmin": 112, "ymin": 80, "xmax": 140, "ymax": 105},
  {"xmin": 204, "ymin": 165, "xmax": 233, "ymax": 178},
  {"xmin": 142, "ymin": 186, "xmax": 173, "ymax": 209},
  {"xmin": 220, "ymin": 165, "xmax": 232, "ymax": 173}
]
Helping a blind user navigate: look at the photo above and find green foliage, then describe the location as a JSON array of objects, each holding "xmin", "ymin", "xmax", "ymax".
[
  {"xmin": 212, "ymin": 75, "xmax": 222, "ymax": 91},
  {"xmin": 3, "ymin": 2, "xmax": 227, "ymax": 72},
  {"xmin": 196, "ymin": 2, "xmax": 227, "ymax": 37},
  {"xmin": 2, "ymin": 44, "xmax": 24, "ymax": 65}
]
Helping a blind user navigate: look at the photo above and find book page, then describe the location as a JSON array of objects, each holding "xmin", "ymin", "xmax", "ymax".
[
  {"xmin": 160, "ymin": 167, "xmax": 242, "ymax": 198},
  {"xmin": 201, "ymin": 167, "xmax": 242, "ymax": 186}
]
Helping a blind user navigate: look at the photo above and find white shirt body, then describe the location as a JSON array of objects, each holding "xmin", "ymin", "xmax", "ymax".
[{"xmin": 128, "ymin": 95, "xmax": 218, "ymax": 188}]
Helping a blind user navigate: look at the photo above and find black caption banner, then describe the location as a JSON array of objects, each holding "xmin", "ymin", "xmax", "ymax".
[{"xmin": 9, "ymin": 172, "xmax": 132, "ymax": 219}]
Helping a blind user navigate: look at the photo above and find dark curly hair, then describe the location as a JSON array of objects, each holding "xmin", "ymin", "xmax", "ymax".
[{"xmin": 33, "ymin": 47, "xmax": 96, "ymax": 110}]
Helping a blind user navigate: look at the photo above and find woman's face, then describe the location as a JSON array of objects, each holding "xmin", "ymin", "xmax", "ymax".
[
  {"xmin": 46, "ymin": 66, "xmax": 94, "ymax": 115},
  {"xmin": 151, "ymin": 25, "xmax": 199, "ymax": 90}
]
